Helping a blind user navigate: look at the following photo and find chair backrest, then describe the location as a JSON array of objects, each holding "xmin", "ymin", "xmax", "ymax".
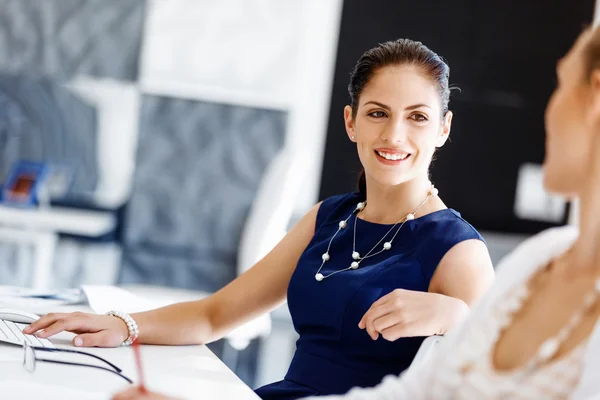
[{"xmin": 237, "ymin": 147, "xmax": 310, "ymax": 275}]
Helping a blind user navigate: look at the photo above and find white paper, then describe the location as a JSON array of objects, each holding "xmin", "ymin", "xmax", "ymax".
[
  {"xmin": 0, "ymin": 285, "xmax": 84, "ymax": 315},
  {"xmin": 0, "ymin": 286, "xmax": 81, "ymax": 300},
  {"xmin": 81, "ymin": 285, "xmax": 163, "ymax": 314}
]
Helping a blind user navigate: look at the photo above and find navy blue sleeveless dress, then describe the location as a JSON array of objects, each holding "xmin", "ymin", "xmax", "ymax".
[{"xmin": 255, "ymin": 192, "xmax": 484, "ymax": 399}]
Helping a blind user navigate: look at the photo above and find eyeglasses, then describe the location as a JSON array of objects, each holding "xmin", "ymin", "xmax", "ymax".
[{"xmin": 23, "ymin": 342, "xmax": 133, "ymax": 383}]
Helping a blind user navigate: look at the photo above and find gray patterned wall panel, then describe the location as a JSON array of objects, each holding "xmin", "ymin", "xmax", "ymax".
[
  {"xmin": 120, "ymin": 96, "xmax": 286, "ymax": 291},
  {"xmin": 0, "ymin": 74, "xmax": 98, "ymax": 192},
  {"xmin": 0, "ymin": 0, "xmax": 145, "ymax": 81}
]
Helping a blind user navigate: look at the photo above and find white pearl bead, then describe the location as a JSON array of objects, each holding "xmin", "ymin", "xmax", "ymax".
[
  {"xmin": 430, "ymin": 187, "xmax": 439, "ymax": 196},
  {"xmin": 315, "ymin": 273, "xmax": 324, "ymax": 281},
  {"xmin": 322, "ymin": 253, "xmax": 330, "ymax": 261},
  {"xmin": 506, "ymin": 299, "xmax": 522, "ymax": 312},
  {"xmin": 556, "ymin": 328, "xmax": 570, "ymax": 343},
  {"xmin": 538, "ymin": 339, "xmax": 559, "ymax": 361},
  {"xmin": 356, "ymin": 202, "xmax": 365, "ymax": 210},
  {"xmin": 383, "ymin": 242, "xmax": 392, "ymax": 250},
  {"xmin": 350, "ymin": 262, "xmax": 359, "ymax": 270},
  {"xmin": 406, "ymin": 213, "xmax": 415, "ymax": 221},
  {"xmin": 339, "ymin": 220, "xmax": 347, "ymax": 229},
  {"xmin": 352, "ymin": 251, "xmax": 360, "ymax": 260}
]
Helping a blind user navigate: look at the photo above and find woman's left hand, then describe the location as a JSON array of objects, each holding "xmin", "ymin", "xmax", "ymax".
[
  {"xmin": 358, "ymin": 289, "xmax": 468, "ymax": 341},
  {"xmin": 112, "ymin": 386, "xmax": 181, "ymax": 400}
]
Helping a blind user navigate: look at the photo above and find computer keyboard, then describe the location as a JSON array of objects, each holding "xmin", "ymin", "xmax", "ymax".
[{"xmin": 0, "ymin": 319, "xmax": 55, "ymax": 348}]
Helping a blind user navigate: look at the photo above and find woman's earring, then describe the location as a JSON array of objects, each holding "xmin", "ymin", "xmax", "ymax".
[{"xmin": 351, "ymin": 135, "xmax": 355, "ymax": 140}]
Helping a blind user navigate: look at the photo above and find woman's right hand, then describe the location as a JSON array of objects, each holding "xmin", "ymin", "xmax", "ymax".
[{"xmin": 22, "ymin": 311, "xmax": 130, "ymax": 348}]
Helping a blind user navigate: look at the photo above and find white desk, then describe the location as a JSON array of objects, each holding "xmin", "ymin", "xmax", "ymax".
[
  {"xmin": 0, "ymin": 204, "xmax": 116, "ymax": 236},
  {"xmin": 0, "ymin": 284, "xmax": 271, "ymax": 353},
  {"xmin": 0, "ymin": 302, "xmax": 260, "ymax": 400}
]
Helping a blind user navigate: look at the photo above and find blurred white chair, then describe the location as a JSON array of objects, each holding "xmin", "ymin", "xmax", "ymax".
[
  {"xmin": 238, "ymin": 146, "xmax": 310, "ymax": 275},
  {"xmin": 230, "ymin": 146, "xmax": 310, "ymax": 350}
]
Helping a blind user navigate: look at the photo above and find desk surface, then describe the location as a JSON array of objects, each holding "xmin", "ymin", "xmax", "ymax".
[
  {"xmin": 0, "ymin": 204, "xmax": 116, "ymax": 236},
  {"xmin": 0, "ymin": 304, "xmax": 260, "ymax": 400}
]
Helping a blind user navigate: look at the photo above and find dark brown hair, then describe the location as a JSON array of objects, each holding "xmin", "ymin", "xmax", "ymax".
[
  {"xmin": 583, "ymin": 26, "xmax": 600, "ymax": 81},
  {"xmin": 349, "ymin": 39, "xmax": 451, "ymax": 197}
]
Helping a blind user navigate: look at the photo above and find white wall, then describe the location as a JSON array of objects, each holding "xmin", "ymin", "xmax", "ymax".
[{"xmin": 285, "ymin": 0, "xmax": 345, "ymax": 214}]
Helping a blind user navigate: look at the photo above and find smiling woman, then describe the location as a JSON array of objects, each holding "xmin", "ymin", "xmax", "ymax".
[
  {"xmin": 253, "ymin": 39, "xmax": 495, "ymax": 399},
  {"xmin": 348, "ymin": 41, "xmax": 453, "ymax": 201},
  {"xmin": 23, "ymin": 39, "xmax": 495, "ymax": 400}
]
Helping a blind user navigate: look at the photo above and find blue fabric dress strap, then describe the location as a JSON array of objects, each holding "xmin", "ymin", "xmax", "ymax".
[
  {"xmin": 410, "ymin": 209, "xmax": 485, "ymax": 283},
  {"xmin": 314, "ymin": 192, "xmax": 359, "ymax": 232}
]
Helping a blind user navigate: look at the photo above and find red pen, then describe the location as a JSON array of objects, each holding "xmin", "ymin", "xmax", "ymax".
[{"xmin": 132, "ymin": 338, "xmax": 147, "ymax": 394}]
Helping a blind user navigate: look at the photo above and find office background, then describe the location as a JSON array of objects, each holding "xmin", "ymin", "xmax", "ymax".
[{"xmin": 0, "ymin": 0, "xmax": 594, "ymax": 389}]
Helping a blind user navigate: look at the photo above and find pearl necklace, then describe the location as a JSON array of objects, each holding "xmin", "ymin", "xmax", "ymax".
[
  {"xmin": 493, "ymin": 275, "xmax": 600, "ymax": 397},
  {"xmin": 314, "ymin": 186, "xmax": 439, "ymax": 282}
]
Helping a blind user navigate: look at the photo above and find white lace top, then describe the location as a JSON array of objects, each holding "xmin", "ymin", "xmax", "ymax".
[
  {"xmin": 445, "ymin": 281, "xmax": 587, "ymax": 400},
  {"xmin": 306, "ymin": 226, "xmax": 600, "ymax": 400}
]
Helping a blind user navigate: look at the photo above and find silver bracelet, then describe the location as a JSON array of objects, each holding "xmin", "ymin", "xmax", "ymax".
[{"xmin": 106, "ymin": 310, "xmax": 139, "ymax": 346}]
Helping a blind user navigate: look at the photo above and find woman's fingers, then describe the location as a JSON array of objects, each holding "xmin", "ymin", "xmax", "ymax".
[
  {"xmin": 34, "ymin": 313, "xmax": 91, "ymax": 338},
  {"xmin": 372, "ymin": 311, "xmax": 406, "ymax": 340},
  {"xmin": 360, "ymin": 302, "xmax": 396, "ymax": 340},
  {"xmin": 22, "ymin": 312, "xmax": 66, "ymax": 334},
  {"xmin": 24, "ymin": 312, "xmax": 113, "ymax": 341}
]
